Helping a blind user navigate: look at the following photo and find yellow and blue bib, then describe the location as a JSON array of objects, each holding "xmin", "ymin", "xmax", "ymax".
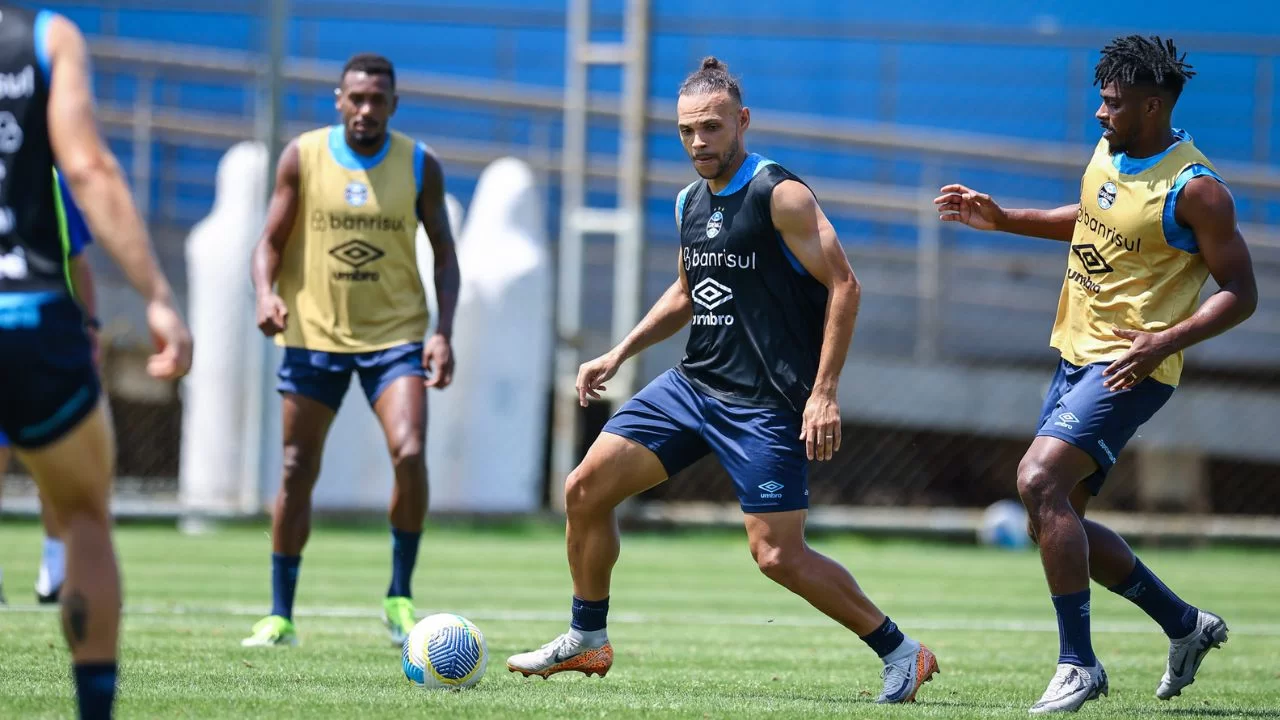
[
  {"xmin": 1050, "ymin": 130, "xmax": 1220, "ymax": 387},
  {"xmin": 276, "ymin": 126, "xmax": 428, "ymax": 353}
]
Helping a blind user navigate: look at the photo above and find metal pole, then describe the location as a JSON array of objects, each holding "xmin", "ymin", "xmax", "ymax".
[
  {"xmin": 609, "ymin": 0, "xmax": 650, "ymax": 401},
  {"xmin": 915, "ymin": 165, "xmax": 942, "ymax": 364},
  {"xmin": 549, "ymin": 0, "xmax": 591, "ymax": 513},
  {"xmin": 130, "ymin": 71, "xmax": 153, "ymax": 223},
  {"xmin": 244, "ymin": 0, "xmax": 289, "ymax": 515}
]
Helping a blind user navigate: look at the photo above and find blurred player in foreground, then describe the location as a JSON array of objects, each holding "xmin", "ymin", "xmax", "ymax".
[
  {"xmin": 508, "ymin": 57, "xmax": 939, "ymax": 704},
  {"xmin": 0, "ymin": 7, "xmax": 192, "ymax": 718},
  {"xmin": 0, "ymin": 170, "xmax": 100, "ymax": 606},
  {"xmin": 246, "ymin": 53, "xmax": 460, "ymax": 648},
  {"xmin": 936, "ymin": 35, "xmax": 1256, "ymax": 714}
]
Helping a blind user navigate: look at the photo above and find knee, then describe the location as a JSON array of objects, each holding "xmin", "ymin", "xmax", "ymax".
[
  {"xmin": 1017, "ymin": 458, "xmax": 1065, "ymax": 514},
  {"xmin": 751, "ymin": 541, "xmax": 805, "ymax": 586},
  {"xmin": 280, "ymin": 444, "xmax": 321, "ymax": 494},
  {"xmin": 389, "ymin": 431, "xmax": 425, "ymax": 475},
  {"xmin": 564, "ymin": 465, "xmax": 610, "ymax": 518}
]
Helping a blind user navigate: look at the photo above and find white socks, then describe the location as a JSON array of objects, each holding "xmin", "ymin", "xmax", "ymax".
[
  {"xmin": 567, "ymin": 627, "xmax": 608, "ymax": 648},
  {"xmin": 35, "ymin": 537, "xmax": 65, "ymax": 596}
]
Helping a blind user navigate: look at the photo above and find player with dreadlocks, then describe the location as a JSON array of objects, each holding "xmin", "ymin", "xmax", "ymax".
[{"xmin": 935, "ymin": 35, "xmax": 1256, "ymax": 713}]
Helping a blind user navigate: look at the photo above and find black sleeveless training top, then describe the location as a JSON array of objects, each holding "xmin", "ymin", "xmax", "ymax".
[
  {"xmin": 675, "ymin": 153, "xmax": 829, "ymax": 413},
  {"xmin": 0, "ymin": 6, "xmax": 65, "ymax": 296}
]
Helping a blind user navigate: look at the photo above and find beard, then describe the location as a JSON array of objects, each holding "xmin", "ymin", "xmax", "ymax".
[
  {"xmin": 349, "ymin": 124, "xmax": 383, "ymax": 148},
  {"xmin": 694, "ymin": 136, "xmax": 740, "ymax": 180}
]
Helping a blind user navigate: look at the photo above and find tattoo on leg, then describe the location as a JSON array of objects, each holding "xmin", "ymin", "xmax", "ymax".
[{"xmin": 64, "ymin": 591, "xmax": 89, "ymax": 646}]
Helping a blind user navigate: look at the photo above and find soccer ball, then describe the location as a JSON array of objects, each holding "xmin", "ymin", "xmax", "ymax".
[
  {"xmin": 402, "ymin": 613, "xmax": 489, "ymax": 690},
  {"xmin": 978, "ymin": 499, "xmax": 1031, "ymax": 550}
]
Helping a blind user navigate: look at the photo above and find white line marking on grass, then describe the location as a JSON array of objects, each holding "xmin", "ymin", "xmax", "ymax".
[{"xmin": 4, "ymin": 602, "xmax": 1279, "ymax": 637}]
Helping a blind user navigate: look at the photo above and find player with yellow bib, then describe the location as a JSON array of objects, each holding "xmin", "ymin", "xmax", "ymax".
[
  {"xmin": 245, "ymin": 53, "xmax": 461, "ymax": 648},
  {"xmin": 935, "ymin": 36, "xmax": 1256, "ymax": 714}
]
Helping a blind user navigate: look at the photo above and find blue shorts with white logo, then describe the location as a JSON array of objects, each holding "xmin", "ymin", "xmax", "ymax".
[
  {"xmin": 1035, "ymin": 358, "xmax": 1175, "ymax": 494},
  {"xmin": 602, "ymin": 368, "xmax": 809, "ymax": 513},
  {"xmin": 0, "ymin": 295, "xmax": 101, "ymax": 449},
  {"xmin": 277, "ymin": 342, "xmax": 424, "ymax": 412}
]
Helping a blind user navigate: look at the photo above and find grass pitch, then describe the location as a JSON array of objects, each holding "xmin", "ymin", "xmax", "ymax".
[{"xmin": 1, "ymin": 519, "xmax": 1277, "ymax": 719}]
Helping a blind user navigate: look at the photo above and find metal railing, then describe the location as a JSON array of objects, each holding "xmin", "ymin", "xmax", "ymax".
[{"xmin": 86, "ymin": 37, "xmax": 1280, "ymax": 359}]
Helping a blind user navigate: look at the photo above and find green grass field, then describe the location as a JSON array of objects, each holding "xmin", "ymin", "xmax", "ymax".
[{"xmin": 1, "ymin": 519, "xmax": 1277, "ymax": 719}]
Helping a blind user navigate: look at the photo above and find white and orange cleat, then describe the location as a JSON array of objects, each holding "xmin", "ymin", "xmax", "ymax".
[
  {"xmin": 507, "ymin": 631, "xmax": 614, "ymax": 679},
  {"xmin": 876, "ymin": 641, "xmax": 940, "ymax": 704}
]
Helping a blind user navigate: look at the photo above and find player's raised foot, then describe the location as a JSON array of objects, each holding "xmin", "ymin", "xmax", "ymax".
[
  {"xmin": 507, "ymin": 632, "xmax": 613, "ymax": 678},
  {"xmin": 1029, "ymin": 662, "xmax": 1107, "ymax": 714},
  {"xmin": 1156, "ymin": 609, "xmax": 1228, "ymax": 700},
  {"xmin": 876, "ymin": 641, "xmax": 939, "ymax": 704},
  {"xmin": 240, "ymin": 615, "xmax": 298, "ymax": 647},
  {"xmin": 383, "ymin": 596, "xmax": 417, "ymax": 646}
]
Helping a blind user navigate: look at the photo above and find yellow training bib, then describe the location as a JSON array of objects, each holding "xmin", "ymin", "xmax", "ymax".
[
  {"xmin": 1050, "ymin": 130, "xmax": 1219, "ymax": 386},
  {"xmin": 276, "ymin": 126, "xmax": 428, "ymax": 353}
]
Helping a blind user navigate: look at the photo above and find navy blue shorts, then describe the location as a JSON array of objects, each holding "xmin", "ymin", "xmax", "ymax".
[
  {"xmin": 603, "ymin": 369, "xmax": 809, "ymax": 513},
  {"xmin": 1035, "ymin": 358, "xmax": 1175, "ymax": 494},
  {"xmin": 0, "ymin": 295, "xmax": 101, "ymax": 449},
  {"xmin": 277, "ymin": 342, "xmax": 424, "ymax": 412}
]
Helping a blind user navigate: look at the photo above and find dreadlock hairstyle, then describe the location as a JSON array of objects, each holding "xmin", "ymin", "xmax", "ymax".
[
  {"xmin": 678, "ymin": 56, "xmax": 743, "ymax": 105},
  {"xmin": 1094, "ymin": 35, "xmax": 1196, "ymax": 102}
]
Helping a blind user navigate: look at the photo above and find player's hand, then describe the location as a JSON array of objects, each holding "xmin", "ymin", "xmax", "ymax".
[
  {"xmin": 145, "ymin": 300, "xmax": 193, "ymax": 380},
  {"xmin": 935, "ymin": 184, "xmax": 1006, "ymax": 232},
  {"xmin": 1102, "ymin": 328, "xmax": 1174, "ymax": 392},
  {"xmin": 256, "ymin": 293, "xmax": 288, "ymax": 336},
  {"xmin": 423, "ymin": 333, "xmax": 455, "ymax": 389},
  {"xmin": 801, "ymin": 389, "xmax": 841, "ymax": 462},
  {"xmin": 576, "ymin": 351, "xmax": 622, "ymax": 407}
]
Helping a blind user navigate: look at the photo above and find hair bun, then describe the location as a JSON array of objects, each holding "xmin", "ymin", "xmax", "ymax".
[{"xmin": 700, "ymin": 56, "xmax": 726, "ymax": 73}]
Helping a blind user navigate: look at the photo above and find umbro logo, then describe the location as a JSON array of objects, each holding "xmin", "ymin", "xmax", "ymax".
[
  {"xmin": 1055, "ymin": 412, "xmax": 1080, "ymax": 430},
  {"xmin": 758, "ymin": 481, "xmax": 784, "ymax": 499},
  {"xmin": 1071, "ymin": 244, "xmax": 1114, "ymax": 275},
  {"xmin": 329, "ymin": 239, "xmax": 384, "ymax": 268},
  {"xmin": 692, "ymin": 278, "xmax": 733, "ymax": 310}
]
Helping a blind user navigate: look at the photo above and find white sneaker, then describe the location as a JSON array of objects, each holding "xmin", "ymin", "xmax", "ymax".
[
  {"xmin": 506, "ymin": 631, "xmax": 613, "ymax": 678},
  {"xmin": 1029, "ymin": 662, "xmax": 1108, "ymax": 714},
  {"xmin": 1156, "ymin": 609, "xmax": 1228, "ymax": 700},
  {"xmin": 875, "ymin": 641, "xmax": 940, "ymax": 704}
]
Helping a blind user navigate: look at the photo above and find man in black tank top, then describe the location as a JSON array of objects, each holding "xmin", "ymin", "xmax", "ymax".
[
  {"xmin": 508, "ymin": 57, "xmax": 939, "ymax": 703},
  {"xmin": 0, "ymin": 8, "xmax": 191, "ymax": 718}
]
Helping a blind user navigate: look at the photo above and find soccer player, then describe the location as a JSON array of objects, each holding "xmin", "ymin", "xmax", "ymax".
[
  {"xmin": 936, "ymin": 36, "xmax": 1256, "ymax": 713},
  {"xmin": 0, "ymin": 7, "xmax": 193, "ymax": 718},
  {"xmin": 507, "ymin": 58, "xmax": 939, "ymax": 703},
  {"xmin": 244, "ymin": 53, "xmax": 460, "ymax": 648},
  {"xmin": 0, "ymin": 169, "xmax": 100, "ymax": 606}
]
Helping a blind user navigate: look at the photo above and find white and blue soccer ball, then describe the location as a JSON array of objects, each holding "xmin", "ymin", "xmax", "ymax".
[
  {"xmin": 978, "ymin": 499, "xmax": 1032, "ymax": 550},
  {"xmin": 402, "ymin": 613, "xmax": 489, "ymax": 690}
]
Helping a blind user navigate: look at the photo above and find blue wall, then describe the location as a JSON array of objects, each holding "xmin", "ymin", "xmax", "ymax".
[{"xmin": 27, "ymin": 1, "xmax": 1279, "ymax": 240}]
